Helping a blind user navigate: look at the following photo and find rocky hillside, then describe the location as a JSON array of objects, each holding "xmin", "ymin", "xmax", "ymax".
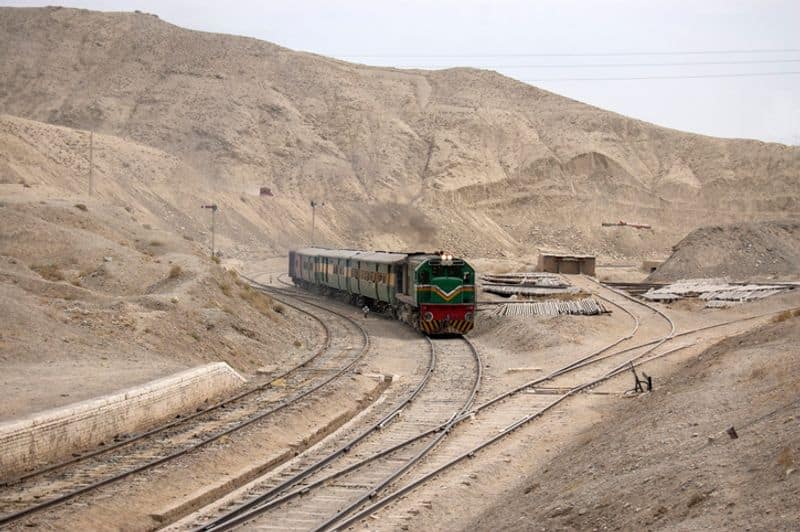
[
  {"xmin": 1, "ymin": 6, "xmax": 799, "ymax": 259},
  {"xmin": 648, "ymin": 220, "xmax": 800, "ymax": 282}
]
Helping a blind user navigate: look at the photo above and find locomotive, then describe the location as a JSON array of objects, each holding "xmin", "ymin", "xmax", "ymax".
[{"xmin": 288, "ymin": 248, "xmax": 475, "ymax": 335}]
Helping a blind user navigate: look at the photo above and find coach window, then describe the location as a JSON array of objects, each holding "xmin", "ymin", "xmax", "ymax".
[{"xmin": 419, "ymin": 270, "xmax": 430, "ymax": 284}]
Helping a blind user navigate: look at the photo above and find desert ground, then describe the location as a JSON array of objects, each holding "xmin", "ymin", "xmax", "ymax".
[{"xmin": 1, "ymin": 6, "xmax": 798, "ymax": 531}]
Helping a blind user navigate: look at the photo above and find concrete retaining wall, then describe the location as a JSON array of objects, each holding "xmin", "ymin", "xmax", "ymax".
[{"xmin": 0, "ymin": 362, "xmax": 246, "ymax": 481}]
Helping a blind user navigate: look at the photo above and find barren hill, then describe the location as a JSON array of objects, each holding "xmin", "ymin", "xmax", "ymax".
[{"xmin": 1, "ymin": 6, "xmax": 799, "ymax": 258}]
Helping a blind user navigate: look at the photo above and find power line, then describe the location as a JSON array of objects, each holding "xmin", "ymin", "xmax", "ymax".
[
  {"xmin": 335, "ymin": 48, "xmax": 800, "ymax": 58},
  {"xmin": 393, "ymin": 59, "xmax": 800, "ymax": 69},
  {"xmin": 521, "ymin": 71, "xmax": 800, "ymax": 82}
]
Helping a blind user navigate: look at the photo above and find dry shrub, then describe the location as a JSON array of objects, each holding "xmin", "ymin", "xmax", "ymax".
[
  {"xmin": 219, "ymin": 280, "xmax": 233, "ymax": 297},
  {"xmin": 182, "ymin": 234, "xmax": 194, "ymax": 241},
  {"xmin": 32, "ymin": 264, "xmax": 65, "ymax": 281},
  {"xmin": 168, "ymin": 265, "xmax": 183, "ymax": 279},
  {"xmin": 149, "ymin": 240, "xmax": 164, "ymax": 247},
  {"xmin": 74, "ymin": 203, "xmax": 88, "ymax": 212},
  {"xmin": 273, "ymin": 303, "xmax": 285, "ymax": 314},
  {"xmin": 293, "ymin": 339, "xmax": 302, "ymax": 348},
  {"xmin": 211, "ymin": 255, "xmax": 221, "ymax": 264},
  {"xmin": 771, "ymin": 309, "xmax": 800, "ymax": 323},
  {"xmin": 686, "ymin": 492, "xmax": 706, "ymax": 508},
  {"xmin": 749, "ymin": 366, "xmax": 767, "ymax": 380},
  {"xmin": 239, "ymin": 285, "xmax": 273, "ymax": 316},
  {"xmin": 778, "ymin": 446, "xmax": 794, "ymax": 468}
]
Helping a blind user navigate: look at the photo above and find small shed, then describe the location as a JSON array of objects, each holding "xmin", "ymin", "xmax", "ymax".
[
  {"xmin": 537, "ymin": 252, "xmax": 596, "ymax": 276},
  {"xmin": 641, "ymin": 259, "xmax": 664, "ymax": 273}
]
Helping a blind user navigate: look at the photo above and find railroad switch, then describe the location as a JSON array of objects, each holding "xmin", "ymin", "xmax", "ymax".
[{"xmin": 629, "ymin": 363, "xmax": 653, "ymax": 393}]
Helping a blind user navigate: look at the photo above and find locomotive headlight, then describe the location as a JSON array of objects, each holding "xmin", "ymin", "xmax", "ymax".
[
  {"xmin": 423, "ymin": 311, "xmax": 434, "ymax": 321},
  {"xmin": 465, "ymin": 312, "xmax": 473, "ymax": 321}
]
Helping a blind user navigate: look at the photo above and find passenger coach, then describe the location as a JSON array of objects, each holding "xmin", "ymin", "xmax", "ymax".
[{"xmin": 288, "ymin": 248, "xmax": 475, "ymax": 335}]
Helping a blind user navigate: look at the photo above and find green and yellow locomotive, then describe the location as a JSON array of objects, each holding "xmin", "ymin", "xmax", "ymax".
[{"xmin": 288, "ymin": 248, "xmax": 475, "ymax": 335}]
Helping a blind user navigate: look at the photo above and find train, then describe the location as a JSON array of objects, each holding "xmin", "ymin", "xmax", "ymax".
[{"xmin": 288, "ymin": 248, "xmax": 476, "ymax": 335}]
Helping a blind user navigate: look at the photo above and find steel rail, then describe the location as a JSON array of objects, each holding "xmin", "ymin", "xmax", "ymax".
[
  {"xmin": 329, "ymin": 293, "xmax": 794, "ymax": 530},
  {"xmin": 277, "ymin": 272, "xmax": 295, "ymax": 287},
  {"xmin": 200, "ymin": 291, "xmax": 798, "ymax": 531},
  {"xmin": 588, "ymin": 277, "xmax": 677, "ymax": 373},
  {"xmin": 185, "ymin": 283, "xmax": 642, "ymax": 532},
  {"xmin": 1, "ymin": 291, "xmax": 332, "ymax": 490},
  {"xmin": 310, "ymin": 337, "xmax": 482, "ymax": 532},
  {"xmin": 200, "ymin": 278, "xmax": 790, "ymax": 530},
  {"xmin": 198, "ymin": 336, "xmax": 482, "ymax": 532},
  {"xmin": 0, "ymin": 292, "xmax": 368, "ymax": 527},
  {"xmin": 192, "ymin": 335, "xmax": 438, "ymax": 531}
]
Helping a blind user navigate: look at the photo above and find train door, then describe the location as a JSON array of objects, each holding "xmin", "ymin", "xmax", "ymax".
[
  {"xmin": 377, "ymin": 263, "xmax": 386, "ymax": 302},
  {"xmin": 394, "ymin": 264, "xmax": 404, "ymax": 295}
]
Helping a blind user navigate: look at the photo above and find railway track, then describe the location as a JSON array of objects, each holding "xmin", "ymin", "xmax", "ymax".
[
  {"xmin": 171, "ymin": 280, "xmax": 655, "ymax": 531},
  {"xmin": 174, "ymin": 336, "xmax": 482, "ymax": 532},
  {"xmin": 185, "ymin": 277, "xmax": 798, "ymax": 531},
  {"xmin": 328, "ymin": 288, "xmax": 800, "ymax": 531},
  {"xmin": 0, "ymin": 292, "xmax": 371, "ymax": 528}
]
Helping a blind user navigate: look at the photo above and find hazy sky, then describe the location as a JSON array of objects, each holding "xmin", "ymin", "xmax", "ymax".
[{"xmin": 5, "ymin": 0, "xmax": 800, "ymax": 145}]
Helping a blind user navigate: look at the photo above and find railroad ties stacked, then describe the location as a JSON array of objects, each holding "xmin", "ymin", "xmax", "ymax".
[
  {"xmin": 481, "ymin": 272, "xmax": 575, "ymax": 297},
  {"xmin": 641, "ymin": 278, "xmax": 796, "ymax": 307},
  {"xmin": 480, "ymin": 272, "xmax": 607, "ymax": 317},
  {"xmin": 490, "ymin": 297, "xmax": 608, "ymax": 317}
]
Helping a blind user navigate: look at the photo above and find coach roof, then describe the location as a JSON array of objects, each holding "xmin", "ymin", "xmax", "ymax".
[{"xmin": 294, "ymin": 248, "xmax": 407, "ymax": 264}]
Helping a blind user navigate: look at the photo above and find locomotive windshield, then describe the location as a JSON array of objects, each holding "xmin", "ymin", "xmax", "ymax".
[{"xmin": 431, "ymin": 265, "xmax": 463, "ymax": 277}]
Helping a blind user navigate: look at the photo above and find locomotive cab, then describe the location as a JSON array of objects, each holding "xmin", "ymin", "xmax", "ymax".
[{"xmin": 413, "ymin": 255, "xmax": 475, "ymax": 334}]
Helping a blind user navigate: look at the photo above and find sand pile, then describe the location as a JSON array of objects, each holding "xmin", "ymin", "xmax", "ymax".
[{"xmin": 648, "ymin": 220, "xmax": 800, "ymax": 282}]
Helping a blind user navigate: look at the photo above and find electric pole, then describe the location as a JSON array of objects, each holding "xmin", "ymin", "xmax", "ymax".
[{"xmin": 201, "ymin": 204, "xmax": 218, "ymax": 259}]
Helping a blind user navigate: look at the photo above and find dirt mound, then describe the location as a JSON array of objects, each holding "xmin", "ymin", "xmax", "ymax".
[
  {"xmin": 471, "ymin": 315, "xmax": 800, "ymax": 530},
  {"xmin": 0, "ymin": 186, "xmax": 316, "ymax": 420},
  {"xmin": 1, "ymin": 7, "xmax": 799, "ymax": 259},
  {"xmin": 648, "ymin": 220, "xmax": 800, "ymax": 282}
]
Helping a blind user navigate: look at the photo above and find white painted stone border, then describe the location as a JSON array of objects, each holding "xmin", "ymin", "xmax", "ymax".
[{"xmin": 0, "ymin": 362, "xmax": 246, "ymax": 480}]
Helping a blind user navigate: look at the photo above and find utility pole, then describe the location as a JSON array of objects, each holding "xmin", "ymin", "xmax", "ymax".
[
  {"xmin": 201, "ymin": 204, "xmax": 218, "ymax": 259},
  {"xmin": 88, "ymin": 130, "xmax": 94, "ymax": 196}
]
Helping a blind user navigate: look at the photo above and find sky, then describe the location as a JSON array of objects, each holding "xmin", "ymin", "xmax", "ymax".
[{"xmin": 4, "ymin": 0, "xmax": 800, "ymax": 145}]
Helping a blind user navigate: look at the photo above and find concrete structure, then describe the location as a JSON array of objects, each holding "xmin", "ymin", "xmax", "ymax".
[
  {"xmin": 0, "ymin": 363, "xmax": 245, "ymax": 481},
  {"xmin": 641, "ymin": 259, "xmax": 664, "ymax": 273},
  {"xmin": 537, "ymin": 252, "xmax": 596, "ymax": 276}
]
